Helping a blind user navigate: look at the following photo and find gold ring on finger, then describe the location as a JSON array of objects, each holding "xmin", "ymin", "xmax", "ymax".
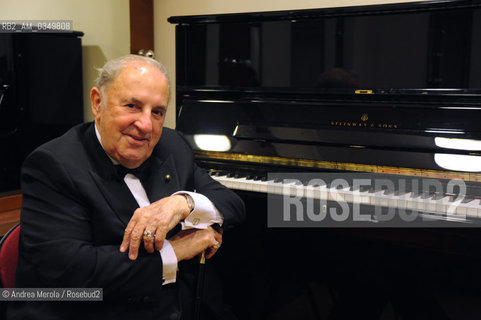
[{"xmin": 143, "ymin": 230, "xmax": 154, "ymax": 238}]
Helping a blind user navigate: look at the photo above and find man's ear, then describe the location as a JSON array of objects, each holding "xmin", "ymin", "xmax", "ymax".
[{"xmin": 90, "ymin": 87, "xmax": 102, "ymax": 118}]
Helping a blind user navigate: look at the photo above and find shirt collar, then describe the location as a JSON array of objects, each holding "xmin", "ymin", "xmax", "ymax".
[{"xmin": 94, "ymin": 123, "xmax": 119, "ymax": 165}]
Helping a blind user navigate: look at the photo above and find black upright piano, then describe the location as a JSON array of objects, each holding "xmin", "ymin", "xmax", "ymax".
[
  {"xmin": 0, "ymin": 32, "xmax": 84, "ymax": 194},
  {"xmin": 169, "ymin": 1, "xmax": 481, "ymax": 319}
]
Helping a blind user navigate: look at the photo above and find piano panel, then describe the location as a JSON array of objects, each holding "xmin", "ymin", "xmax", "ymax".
[
  {"xmin": 171, "ymin": 1, "xmax": 481, "ymax": 93},
  {"xmin": 178, "ymin": 97, "xmax": 481, "ymax": 139}
]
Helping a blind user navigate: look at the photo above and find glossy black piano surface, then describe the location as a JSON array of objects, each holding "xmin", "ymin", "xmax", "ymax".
[
  {"xmin": 170, "ymin": 0, "xmax": 481, "ymax": 93},
  {"xmin": 170, "ymin": 1, "xmax": 481, "ymax": 319},
  {"xmin": 171, "ymin": 0, "xmax": 481, "ymax": 179}
]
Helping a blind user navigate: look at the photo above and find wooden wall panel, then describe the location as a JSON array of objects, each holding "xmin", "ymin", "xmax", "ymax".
[{"xmin": 130, "ymin": 0, "xmax": 154, "ymax": 54}]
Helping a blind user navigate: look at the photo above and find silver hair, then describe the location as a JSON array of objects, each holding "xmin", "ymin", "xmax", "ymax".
[{"xmin": 94, "ymin": 54, "xmax": 170, "ymax": 102}]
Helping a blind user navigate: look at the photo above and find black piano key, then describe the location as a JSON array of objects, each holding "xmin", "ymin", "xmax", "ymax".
[
  {"xmin": 326, "ymin": 180, "xmax": 348, "ymax": 190},
  {"xmin": 350, "ymin": 184, "xmax": 360, "ymax": 192},
  {"xmin": 383, "ymin": 188, "xmax": 395, "ymax": 196},
  {"xmin": 445, "ymin": 193, "xmax": 457, "ymax": 202},
  {"xmin": 433, "ymin": 192, "xmax": 445, "ymax": 201},
  {"xmin": 421, "ymin": 190, "xmax": 434, "ymax": 199},
  {"xmin": 462, "ymin": 196, "xmax": 475, "ymax": 204},
  {"xmin": 360, "ymin": 185, "xmax": 371, "ymax": 193},
  {"xmin": 394, "ymin": 190, "xmax": 407, "ymax": 196},
  {"xmin": 410, "ymin": 192, "xmax": 420, "ymax": 199}
]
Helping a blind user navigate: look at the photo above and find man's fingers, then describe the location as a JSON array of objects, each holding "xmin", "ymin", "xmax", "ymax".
[
  {"xmin": 154, "ymin": 229, "xmax": 166, "ymax": 251},
  {"xmin": 143, "ymin": 228, "xmax": 155, "ymax": 253},
  {"xmin": 213, "ymin": 229, "xmax": 222, "ymax": 244},
  {"xmin": 128, "ymin": 225, "xmax": 145, "ymax": 260},
  {"xmin": 205, "ymin": 249, "xmax": 216, "ymax": 259},
  {"xmin": 121, "ymin": 197, "xmax": 184, "ymax": 256},
  {"xmin": 205, "ymin": 240, "xmax": 220, "ymax": 259},
  {"xmin": 120, "ymin": 220, "xmax": 137, "ymax": 252},
  {"xmin": 205, "ymin": 229, "xmax": 222, "ymax": 259}
]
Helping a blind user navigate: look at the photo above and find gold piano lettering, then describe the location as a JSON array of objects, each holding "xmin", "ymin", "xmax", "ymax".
[{"xmin": 331, "ymin": 120, "xmax": 398, "ymax": 129}]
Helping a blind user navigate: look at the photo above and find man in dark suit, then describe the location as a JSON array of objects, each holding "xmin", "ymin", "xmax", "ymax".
[{"xmin": 7, "ymin": 55, "xmax": 245, "ymax": 320}]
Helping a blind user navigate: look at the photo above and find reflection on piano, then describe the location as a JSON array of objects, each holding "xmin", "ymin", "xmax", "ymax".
[{"xmin": 169, "ymin": 1, "xmax": 481, "ymax": 319}]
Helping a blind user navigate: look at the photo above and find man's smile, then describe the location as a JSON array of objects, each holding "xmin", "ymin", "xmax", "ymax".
[{"xmin": 125, "ymin": 133, "xmax": 150, "ymax": 146}]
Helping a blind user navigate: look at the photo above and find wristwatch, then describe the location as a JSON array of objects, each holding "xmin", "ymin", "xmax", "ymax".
[{"xmin": 181, "ymin": 193, "xmax": 194, "ymax": 213}]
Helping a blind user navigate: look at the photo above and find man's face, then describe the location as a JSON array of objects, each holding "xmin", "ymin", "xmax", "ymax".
[{"xmin": 91, "ymin": 61, "xmax": 169, "ymax": 168}]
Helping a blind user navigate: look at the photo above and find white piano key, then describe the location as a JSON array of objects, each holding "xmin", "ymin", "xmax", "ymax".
[
  {"xmin": 369, "ymin": 190, "xmax": 386, "ymax": 207},
  {"xmin": 225, "ymin": 176, "xmax": 240, "ymax": 190},
  {"xmin": 268, "ymin": 181, "xmax": 284, "ymax": 195},
  {"xmin": 397, "ymin": 192, "xmax": 411, "ymax": 210},
  {"xmin": 213, "ymin": 175, "xmax": 232, "ymax": 188},
  {"xmin": 406, "ymin": 195, "xmax": 421, "ymax": 211},
  {"xmin": 455, "ymin": 199, "xmax": 468, "ymax": 217},
  {"xmin": 235, "ymin": 177, "xmax": 251, "ymax": 191},
  {"xmin": 425, "ymin": 196, "xmax": 438, "ymax": 214},
  {"xmin": 281, "ymin": 181, "xmax": 296, "ymax": 197},
  {"xmin": 225, "ymin": 176, "xmax": 240, "ymax": 189},
  {"xmin": 351, "ymin": 190, "xmax": 370, "ymax": 205},
  {"xmin": 466, "ymin": 199, "xmax": 481, "ymax": 218},
  {"xmin": 476, "ymin": 199, "xmax": 481, "ymax": 218},
  {"xmin": 250, "ymin": 179, "xmax": 267, "ymax": 193},
  {"xmin": 436, "ymin": 196, "xmax": 453, "ymax": 215},
  {"xmin": 304, "ymin": 184, "xmax": 317, "ymax": 199},
  {"xmin": 416, "ymin": 196, "xmax": 427, "ymax": 212},
  {"xmin": 344, "ymin": 188, "xmax": 354, "ymax": 203},
  {"xmin": 385, "ymin": 193, "xmax": 398, "ymax": 208},
  {"xmin": 319, "ymin": 184, "xmax": 329, "ymax": 201},
  {"xmin": 211, "ymin": 173, "xmax": 481, "ymax": 224},
  {"xmin": 329, "ymin": 186, "xmax": 349, "ymax": 202}
]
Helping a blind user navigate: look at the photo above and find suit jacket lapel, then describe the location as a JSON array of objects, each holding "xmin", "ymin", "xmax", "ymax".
[
  {"xmin": 89, "ymin": 170, "xmax": 140, "ymax": 226},
  {"xmin": 82, "ymin": 123, "xmax": 140, "ymax": 226},
  {"xmin": 142, "ymin": 154, "xmax": 180, "ymax": 203},
  {"xmin": 142, "ymin": 154, "xmax": 183, "ymax": 239}
]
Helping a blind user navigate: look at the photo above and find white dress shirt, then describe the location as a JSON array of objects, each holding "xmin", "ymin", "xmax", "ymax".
[{"xmin": 95, "ymin": 125, "xmax": 223, "ymax": 284}]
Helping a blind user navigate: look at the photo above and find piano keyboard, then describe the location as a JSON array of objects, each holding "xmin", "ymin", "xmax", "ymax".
[{"xmin": 210, "ymin": 171, "xmax": 481, "ymax": 221}]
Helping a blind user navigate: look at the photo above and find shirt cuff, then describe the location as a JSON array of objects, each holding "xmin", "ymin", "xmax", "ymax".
[
  {"xmin": 159, "ymin": 240, "xmax": 178, "ymax": 285},
  {"xmin": 172, "ymin": 191, "xmax": 224, "ymax": 230}
]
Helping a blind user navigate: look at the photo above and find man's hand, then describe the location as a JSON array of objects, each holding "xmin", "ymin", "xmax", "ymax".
[
  {"xmin": 120, "ymin": 195, "xmax": 191, "ymax": 260},
  {"xmin": 169, "ymin": 227, "xmax": 223, "ymax": 261}
]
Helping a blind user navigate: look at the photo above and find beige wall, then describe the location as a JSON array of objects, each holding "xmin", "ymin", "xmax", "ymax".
[
  {"xmin": 0, "ymin": 0, "xmax": 130, "ymax": 122},
  {"xmin": 154, "ymin": 0, "xmax": 421, "ymax": 129}
]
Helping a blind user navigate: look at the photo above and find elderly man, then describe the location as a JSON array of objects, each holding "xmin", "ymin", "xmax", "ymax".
[{"xmin": 8, "ymin": 55, "xmax": 245, "ymax": 320}]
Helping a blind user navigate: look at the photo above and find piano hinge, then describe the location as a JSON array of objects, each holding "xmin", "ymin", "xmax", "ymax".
[{"xmin": 355, "ymin": 89, "xmax": 373, "ymax": 94}]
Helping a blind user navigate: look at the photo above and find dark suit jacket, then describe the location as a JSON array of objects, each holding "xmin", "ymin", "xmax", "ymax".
[{"xmin": 7, "ymin": 122, "xmax": 245, "ymax": 320}]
